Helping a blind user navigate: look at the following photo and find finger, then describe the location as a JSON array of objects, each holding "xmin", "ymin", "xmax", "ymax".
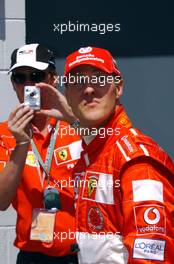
[
  {"xmin": 18, "ymin": 115, "xmax": 34, "ymax": 131},
  {"xmin": 9, "ymin": 107, "xmax": 33, "ymax": 127},
  {"xmin": 11, "ymin": 110, "xmax": 34, "ymax": 129},
  {"xmin": 38, "ymin": 109, "xmax": 61, "ymax": 119},
  {"xmin": 36, "ymin": 82, "xmax": 62, "ymax": 97},
  {"xmin": 10, "ymin": 114, "xmax": 34, "ymax": 137},
  {"xmin": 9, "ymin": 105, "xmax": 31, "ymax": 124},
  {"xmin": 16, "ymin": 106, "xmax": 33, "ymax": 119},
  {"xmin": 8, "ymin": 103, "xmax": 25, "ymax": 120},
  {"xmin": 36, "ymin": 82, "xmax": 55, "ymax": 90}
]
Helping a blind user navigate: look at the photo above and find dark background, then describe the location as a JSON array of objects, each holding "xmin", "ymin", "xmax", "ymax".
[
  {"xmin": 26, "ymin": 0, "xmax": 174, "ymax": 57},
  {"xmin": 26, "ymin": 0, "xmax": 174, "ymax": 160}
]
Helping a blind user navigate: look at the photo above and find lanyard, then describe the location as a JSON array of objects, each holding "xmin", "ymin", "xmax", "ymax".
[{"xmin": 31, "ymin": 121, "xmax": 60, "ymax": 188}]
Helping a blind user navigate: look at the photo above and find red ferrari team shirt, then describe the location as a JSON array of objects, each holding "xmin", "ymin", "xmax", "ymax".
[{"xmin": 0, "ymin": 118, "xmax": 82, "ymax": 257}]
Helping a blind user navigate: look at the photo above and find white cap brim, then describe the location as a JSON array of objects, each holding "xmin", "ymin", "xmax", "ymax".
[{"xmin": 8, "ymin": 61, "xmax": 49, "ymax": 74}]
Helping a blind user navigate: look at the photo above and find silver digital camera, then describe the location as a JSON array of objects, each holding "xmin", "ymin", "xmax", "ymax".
[{"xmin": 24, "ymin": 86, "xmax": 41, "ymax": 110}]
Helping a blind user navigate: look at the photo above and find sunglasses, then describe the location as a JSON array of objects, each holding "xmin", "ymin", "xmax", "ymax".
[{"xmin": 11, "ymin": 71, "xmax": 46, "ymax": 84}]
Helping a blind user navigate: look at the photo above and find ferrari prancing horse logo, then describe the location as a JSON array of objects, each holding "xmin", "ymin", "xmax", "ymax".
[
  {"xmin": 88, "ymin": 176, "xmax": 98, "ymax": 197},
  {"xmin": 58, "ymin": 149, "xmax": 68, "ymax": 161}
]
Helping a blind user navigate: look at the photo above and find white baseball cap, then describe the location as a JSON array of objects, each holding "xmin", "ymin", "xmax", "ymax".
[{"xmin": 8, "ymin": 43, "xmax": 56, "ymax": 73}]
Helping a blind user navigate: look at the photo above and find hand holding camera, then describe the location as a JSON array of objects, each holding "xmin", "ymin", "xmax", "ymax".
[
  {"xmin": 23, "ymin": 83, "xmax": 76, "ymax": 124},
  {"xmin": 8, "ymin": 104, "xmax": 34, "ymax": 144},
  {"xmin": 34, "ymin": 83, "xmax": 76, "ymax": 123}
]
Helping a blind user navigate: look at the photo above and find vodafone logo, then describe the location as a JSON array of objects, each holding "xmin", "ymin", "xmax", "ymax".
[
  {"xmin": 78, "ymin": 47, "xmax": 92, "ymax": 54},
  {"xmin": 134, "ymin": 204, "xmax": 166, "ymax": 235},
  {"xmin": 144, "ymin": 207, "xmax": 160, "ymax": 225}
]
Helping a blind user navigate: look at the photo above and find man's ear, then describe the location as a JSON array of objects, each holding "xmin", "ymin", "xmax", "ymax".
[{"xmin": 115, "ymin": 79, "xmax": 123, "ymax": 99}]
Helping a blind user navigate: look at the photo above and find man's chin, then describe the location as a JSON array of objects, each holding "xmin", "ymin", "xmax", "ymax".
[{"xmin": 80, "ymin": 114, "xmax": 105, "ymax": 128}]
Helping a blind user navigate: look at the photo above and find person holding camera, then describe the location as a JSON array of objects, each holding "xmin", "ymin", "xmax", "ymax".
[{"xmin": 0, "ymin": 43, "xmax": 81, "ymax": 264}]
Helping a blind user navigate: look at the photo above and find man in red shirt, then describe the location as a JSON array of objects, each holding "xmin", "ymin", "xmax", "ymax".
[
  {"xmin": 62, "ymin": 47, "xmax": 174, "ymax": 263},
  {"xmin": 0, "ymin": 43, "xmax": 81, "ymax": 264}
]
